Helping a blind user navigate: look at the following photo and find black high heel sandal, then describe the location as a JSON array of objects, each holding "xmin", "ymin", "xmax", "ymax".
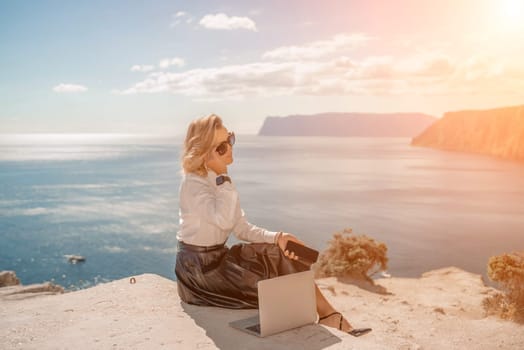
[{"xmin": 319, "ymin": 312, "xmax": 372, "ymax": 337}]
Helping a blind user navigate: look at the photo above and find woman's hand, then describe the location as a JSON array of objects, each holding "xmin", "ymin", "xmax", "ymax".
[{"xmin": 277, "ymin": 232, "xmax": 305, "ymax": 260}]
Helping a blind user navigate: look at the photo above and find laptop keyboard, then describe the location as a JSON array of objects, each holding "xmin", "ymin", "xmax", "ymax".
[{"xmin": 246, "ymin": 324, "xmax": 261, "ymax": 334}]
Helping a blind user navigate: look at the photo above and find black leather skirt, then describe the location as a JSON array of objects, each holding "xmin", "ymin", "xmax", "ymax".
[{"xmin": 174, "ymin": 241, "xmax": 309, "ymax": 309}]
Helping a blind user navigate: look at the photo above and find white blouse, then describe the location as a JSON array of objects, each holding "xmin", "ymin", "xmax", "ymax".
[{"xmin": 176, "ymin": 170, "xmax": 279, "ymax": 247}]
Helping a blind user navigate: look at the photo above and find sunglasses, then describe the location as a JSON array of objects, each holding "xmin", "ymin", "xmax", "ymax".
[{"xmin": 215, "ymin": 132, "xmax": 235, "ymax": 155}]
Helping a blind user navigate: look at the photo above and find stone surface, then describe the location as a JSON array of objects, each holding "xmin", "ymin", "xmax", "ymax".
[
  {"xmin": 0, "ymin": 270, "xmax": 64, "ymax": 301},
  {"xmin": 1, "ymin": 268, "xmax": 523, "ymax": 349}
]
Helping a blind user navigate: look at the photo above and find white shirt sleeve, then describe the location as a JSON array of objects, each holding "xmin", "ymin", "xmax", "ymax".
[{"xmin": 232, "ymin": 208, "xmax": 279, "ymax": 244}]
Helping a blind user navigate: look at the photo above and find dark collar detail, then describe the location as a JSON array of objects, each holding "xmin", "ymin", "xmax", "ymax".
[{"xmin": 216, "ymin": 175, "xmax": 231, "ymax": 186}]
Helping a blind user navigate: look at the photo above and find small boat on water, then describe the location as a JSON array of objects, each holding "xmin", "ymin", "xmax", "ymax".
[{"xmin": 65, "ymin": 255, "xmax": 86, "ymax": 264}]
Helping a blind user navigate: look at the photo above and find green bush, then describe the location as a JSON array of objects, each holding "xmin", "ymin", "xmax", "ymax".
[
  {"xmin": 314, "ymin": 228, "xmax": 388, "ymax": 282},
  {"xmin": 484, "ymin": 252, "xmax": 524, "ymax": 322}
]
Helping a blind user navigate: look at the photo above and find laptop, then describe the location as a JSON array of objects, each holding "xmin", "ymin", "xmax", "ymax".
[{"xmin": 229, "ymin": 270, "xmax": 317, "ymax": 337}]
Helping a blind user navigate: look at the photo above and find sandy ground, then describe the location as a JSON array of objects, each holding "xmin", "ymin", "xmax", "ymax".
[{"xmin": 1, "ymin": 267, "xmax": 523, "ymax": 350}]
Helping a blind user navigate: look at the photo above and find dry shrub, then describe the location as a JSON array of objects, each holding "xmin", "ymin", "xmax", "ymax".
[
  {"xmin": 483, "ymin": 292, "xmax": 513, "ymax": 318},
  {"xmin": 314, "ymin": 228, "xmax": 388, "ymax": 282},
  {"xmin": 484, "ymin": 252, "xmax": 524, "ymax": 323}
]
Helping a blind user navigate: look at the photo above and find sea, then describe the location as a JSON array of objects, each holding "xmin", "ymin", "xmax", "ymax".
[{"xmin": 1, "ymin": 134, "xmax": 523, "ymax": 290}]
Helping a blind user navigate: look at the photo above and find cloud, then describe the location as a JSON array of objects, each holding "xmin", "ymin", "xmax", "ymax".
[
  {"xmin": 415, "ymin": 56, "xmax": 455, "ymax": 77},
  {"xmin": 158, "ymin": 57, "xmax": 185, "ymax": 69},
  {"xmin": 346, "ymin": 56, "xmax": 395, "ymax": 80},
  {"xmin": 131, "ymin": 65, "xmax": 155, "ymax": 73},
  {"xmin": 116, "ymin": 61, "xmax": 296, "ymax": 97},
  {"xmin": 117, "ymin": 33, "xmax": 524, "ymax": 99},
  {"xmin": 171, "ymin": 11, "xmax": 194, "ymax": 27},
  {"xmin": 118, "ymin": 56, "xmax": 399, "ymax": 98},
  {"xmin": 456, "ymin": 55, "xmax": 505, "ymax": 81},
  {"xmin": 129, "ymin": 58, "xmax": 185, "ymax": 74},
  {"xmin": 199, "ymin": 13, "xmax": 257, "ymax": 31},
  {"xmin": 395, "ymin": 53, "xmax": 454, "ymax": 77},
  {"xmin": 263, "ymin": 33, "xmax": 371, "ymax": 60},
  {"xmin": 53, "ymin": 83, "xmax": 88, "ymax": 93}
]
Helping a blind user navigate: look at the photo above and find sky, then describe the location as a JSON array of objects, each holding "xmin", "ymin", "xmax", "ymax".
[{"xmin": 1, "ymin": 0, "xmax": 524, "ymax": 135}]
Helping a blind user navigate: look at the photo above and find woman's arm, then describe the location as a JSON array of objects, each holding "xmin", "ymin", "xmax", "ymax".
[{"xmin": 231, "ymin": 210, "xmax": 279, "ymax": 244}]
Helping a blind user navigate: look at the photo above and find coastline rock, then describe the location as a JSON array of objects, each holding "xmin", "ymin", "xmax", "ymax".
[
  {"xmin": 0, "ymin": 282, "xmax": 65, "ymax": 301},
  {"xmin": 411, "ymin": 105, "xmax": 524, "ymax": 161},
  {"xmin": 0, "ymin": 271, "xmax": 64, "ymax": 301},
  {"xmin": 1, "ymin": 269, "xmax": 523, "ymax": 349},
  {"xmin": 0, "ymin": 271, "xmax": 20, "ymax": 287},
  {"xmin": 259, "ymin": 112, "xmax": 437, "ymax": 137}
]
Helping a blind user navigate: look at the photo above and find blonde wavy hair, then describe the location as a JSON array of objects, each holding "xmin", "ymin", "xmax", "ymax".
[{"xmin": 181, "ymin": 114, "xmax": 223, "ymax": 176}]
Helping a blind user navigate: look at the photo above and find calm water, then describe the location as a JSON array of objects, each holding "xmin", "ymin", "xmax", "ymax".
[{"xmin": 1, "ymin": 134, "xmax": 523, "ymax": 289}]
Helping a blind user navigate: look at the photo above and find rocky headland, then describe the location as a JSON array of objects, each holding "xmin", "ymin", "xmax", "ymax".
[
  {"xmin": 259, "ymin": 113, "xmax": 437, "ymax": 137},
  {"xmin": 412, "ymin": 105, "xmax": 524, "ymax": 161}
]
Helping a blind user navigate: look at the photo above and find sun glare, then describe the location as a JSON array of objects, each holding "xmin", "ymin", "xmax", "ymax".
[{"xmin": 499, "ymin": 0, "xmax": 524, "ymax": 31}]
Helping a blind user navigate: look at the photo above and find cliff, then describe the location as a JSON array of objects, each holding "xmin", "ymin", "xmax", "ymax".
[
  {"xmin": 411, "ymin": 105, "xmax": 524, "ymax": 161},
  {"xmin": 258, "ymin": 113, "xmax": 437, "ymax": 137},
  {"xmin": 1, "ymin": 268, "xmax": 523, "ymax": 349}
]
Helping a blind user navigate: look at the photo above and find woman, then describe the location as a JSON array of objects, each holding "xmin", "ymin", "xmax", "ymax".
[{"xmin": 175, "ymin": 114, "xmax": 371, "ymax": 336}]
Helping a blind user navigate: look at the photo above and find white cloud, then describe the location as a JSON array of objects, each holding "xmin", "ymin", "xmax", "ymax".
[
  {"xmin": 53, "ymin": 83, "xmax": 88, "ymax": 93},
  {"xmin": 117, "ymin": 61, "xmax": 296, "ymax": 97},
  {"xmin": 263, "ymin": 33, "xmax": 371, "ymax": 60},
  {"xmin": 117, "ymin": 32, "xmax": 524, "ymax": 99},
  {"xmin": 159, "ymin": 57, "xmax": 185, "ymax": 69},
  {"xmin": 171, "ymin": 11, "xmax": 194, "ymax": 27},
  {"xmin": 395, "ymin": 52, "xmax": 454, "ymax": 77},
  {"xmin": 131, "ymin": 64, "xmax": 155, "ymax": 73},
  {"xmin": 457, "ymin": 55, "xmax": 505, "ymax": 81},
  {"xmin": 129, "ymin": 59, "xmax": 185, "ymax": 74},
  {"xmin": 199, "ymin": 13, "xmax": 257, "ymax": 31}
]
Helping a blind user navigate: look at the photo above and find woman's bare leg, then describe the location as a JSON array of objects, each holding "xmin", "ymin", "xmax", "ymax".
[
  {"xmin": 282, "ymin": 246, "xmax": 354, "ymax": 331},
  {"xmin": 315, "ymin": 283, "xmax": 353, "ymax": 331}
]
